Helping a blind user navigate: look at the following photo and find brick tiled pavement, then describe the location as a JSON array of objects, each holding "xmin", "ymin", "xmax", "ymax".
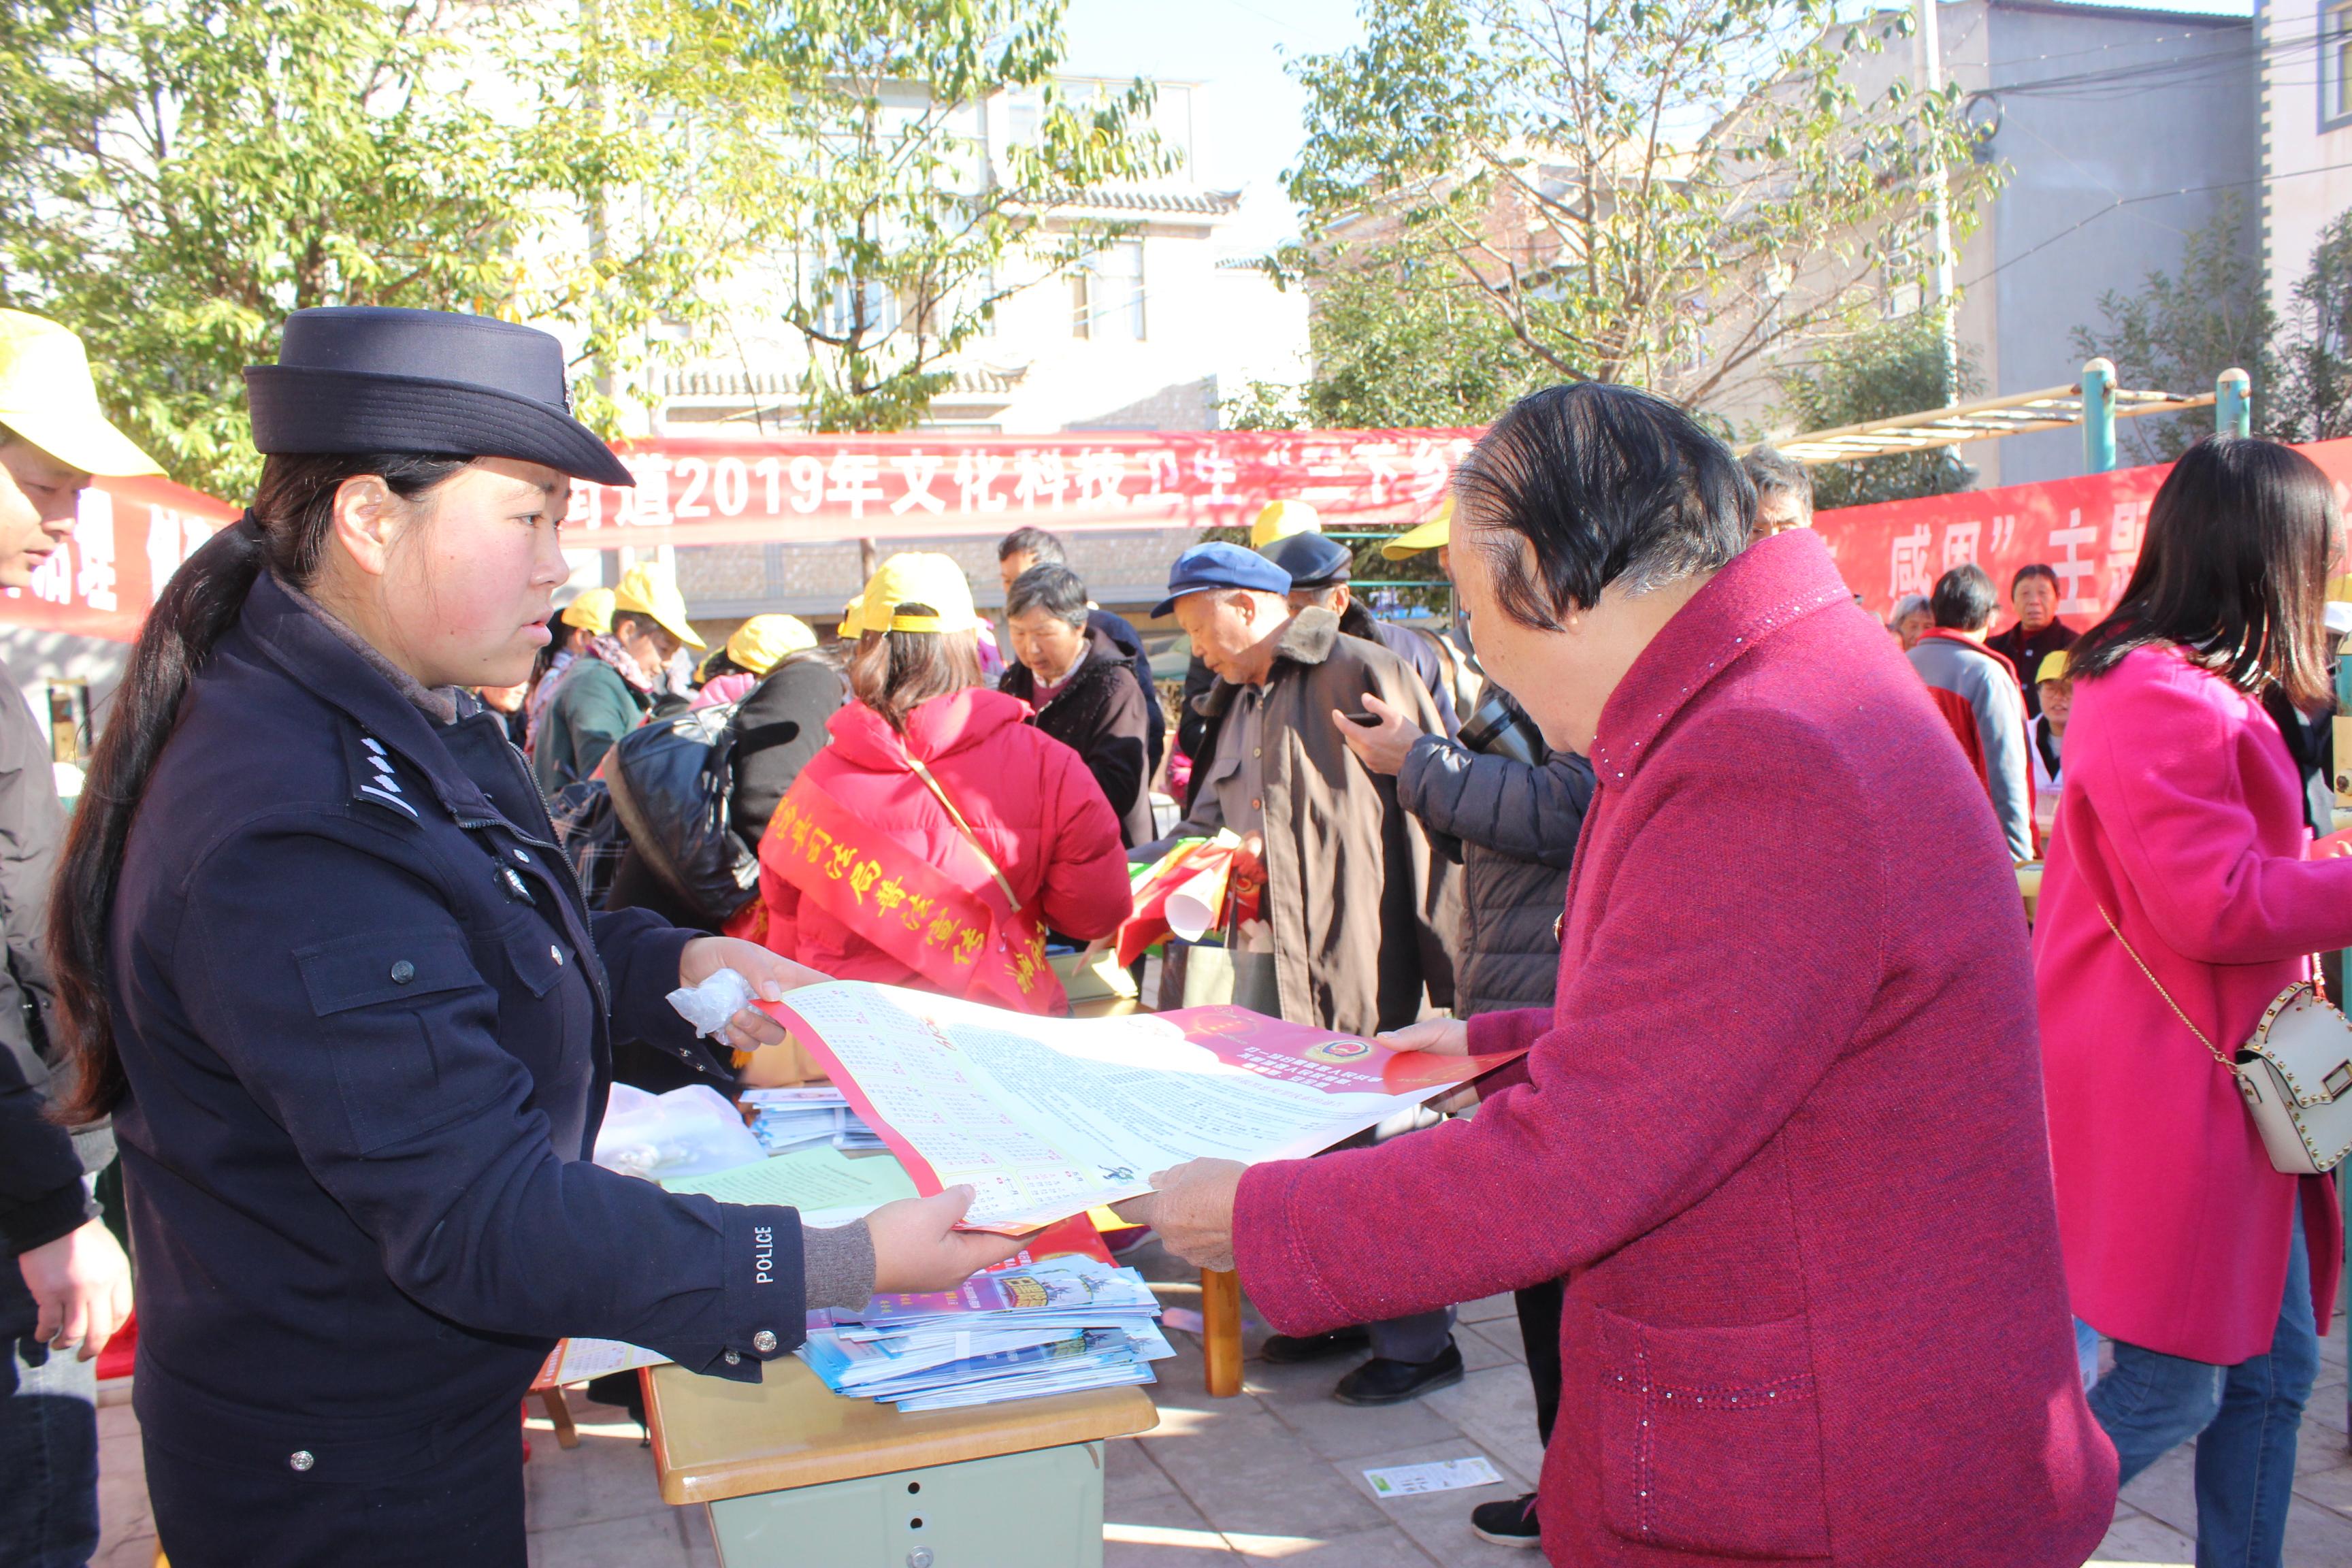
[{"xmin": 91, "ymin": 1240, "xmax": 2352, "ymax": 1565}]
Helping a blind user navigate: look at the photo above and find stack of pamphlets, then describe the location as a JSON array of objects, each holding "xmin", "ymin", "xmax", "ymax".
[
  {"xmin": 740, "ymin": 1085, "xmax": 886, "ymax": 1154},
  {"xmin": 800, "ymin": 1244, "xmax": 1173, "ymax": 1412}
]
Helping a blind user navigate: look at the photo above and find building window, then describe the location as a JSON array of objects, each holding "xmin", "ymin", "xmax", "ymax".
[
  {"xmin": 2326, "ymin": 0, "xmax": 2352, "ymax": 130},
  {"xmin": 1071, "ymin": 240, "xmax": 1146, "ymax": 342}
]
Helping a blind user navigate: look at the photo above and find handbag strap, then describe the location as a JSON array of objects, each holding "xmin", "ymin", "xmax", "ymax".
[
  {"xmin": 2095, "ymin": 902, "xmax": 2238, "ymax": 1072},
  {"xmin": 905, "ymin": 755, "xmax": 1024, "ymax": 915}
]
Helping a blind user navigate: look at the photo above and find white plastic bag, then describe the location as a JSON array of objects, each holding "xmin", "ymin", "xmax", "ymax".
[
  {"xmin": 666, "ymin": 966, "xmax": 757, "ymax": 1040},
  {"xmin": 592, "ymin": 1082, "xmax": 765, "ymax": 1181}
]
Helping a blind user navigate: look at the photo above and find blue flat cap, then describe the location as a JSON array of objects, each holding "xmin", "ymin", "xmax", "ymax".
[
  {"xmin": 1152, "ymin": 540, "xmax": 1292, "ymax": 618},
  {"xmin": 1260, "ymin": 530, "xmax": 1352, "ymax": 589}
]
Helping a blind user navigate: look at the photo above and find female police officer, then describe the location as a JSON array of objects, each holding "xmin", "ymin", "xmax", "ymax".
[{"xmin": 44, "ymin": 307, "xmax": 1019, "ymax": 1565}]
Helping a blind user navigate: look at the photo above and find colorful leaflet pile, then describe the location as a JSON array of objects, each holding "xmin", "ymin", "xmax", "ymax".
[
  {"xmin": 798, "ymin": 1253, "xmax": 1173, "ymax": 1412},
  {"xmin": 740, "ymin": 1085, "xmax": 886, "ymax": 1154}
]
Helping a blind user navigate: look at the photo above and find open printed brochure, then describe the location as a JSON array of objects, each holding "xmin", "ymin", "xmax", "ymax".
[{"xmin": 763, "ymin": 981, "xmax": 1518, "ymax": 1233}]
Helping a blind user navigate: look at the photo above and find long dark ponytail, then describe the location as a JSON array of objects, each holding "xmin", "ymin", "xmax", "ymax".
[{"xmin": 49, "ymin": 451, "xmax": 471, "ymax": 1124}]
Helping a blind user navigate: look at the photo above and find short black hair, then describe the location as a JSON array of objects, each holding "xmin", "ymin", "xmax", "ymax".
[
  {"xmin": 2071, "ymin": 436, "xmax": 2338, "ymax": 708},
  {"xmin": 612, "ymin": 609, "xmax": 676, "ymax": 649},
  {"xmin": 1453, "ymin": 382, "xmax": 1752, "ymax": 629},
  {"xmin": 997, "ymin": 527, "xmax": 1066, "ymax": 566},
  {"xmin": 1931, "ymin": 564, "xmax": 1998, "ymax": 632},
  {"xmin": 1005, "ymin": 563, "xmax": 1089, "ymax": 628},
  {"xmin": 2011, "ymin": 563, "xmax": 2058, "ymax": 593},
  {"xmin": 1740, "ymin": 447, "xmax": 1812, "ymax": 522}
]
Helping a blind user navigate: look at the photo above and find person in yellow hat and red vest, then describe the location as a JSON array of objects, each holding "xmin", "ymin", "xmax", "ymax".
[{"xmin": 0, "ymin": 310, "xmax": 155, "ymax": 1568}]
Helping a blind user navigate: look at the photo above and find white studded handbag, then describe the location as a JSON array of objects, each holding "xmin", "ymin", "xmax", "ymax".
[{"xmin": 2101, "ymin": 904, "xmax": 2352, "ymax": 1175}]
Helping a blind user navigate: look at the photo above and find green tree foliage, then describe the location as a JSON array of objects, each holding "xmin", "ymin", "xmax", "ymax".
[
  {"xmin": 623, "ymin": 0, "xmax": 1168, "ymax": 433},
  {"xmin": 1222, "ymin": 245, "xmax": 1543, "ymax": 432},
  {"xmin": 2269, "ymin": 212, "xmax": 2352, "ymax": 444},
  {"xmin": 1772, "ymin": 309, "xmax": 1976, "ymax": 508},
  {"xmin": 2068, "ymin": 196, "xmax": 2270, "ymax": 463},
  {"xmin": 1284, "ymin": 0, "xmax": 1993, "ymax": 412},
  {"xmin": 0, "ymin": 0, "xmax": 1166, "ymax": 497},
  {"xmin": 0, "ymin": 0, "xmax": 537, "ymax": 496}
]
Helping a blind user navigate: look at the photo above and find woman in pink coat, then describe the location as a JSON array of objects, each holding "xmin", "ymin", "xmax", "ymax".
[
  {"xmin": 1134, "ymin": 384, "xmax": 2115, "ymax": 1565},
  {"xmin": 2037, "ymin": 436, "xmax": 2352, "ymax": 1565}
]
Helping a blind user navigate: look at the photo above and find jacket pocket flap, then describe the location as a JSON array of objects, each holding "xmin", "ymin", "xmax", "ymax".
[
  {"xmin": 294, "ymin": 930, "xmax": 479, "ymax": 1016},
  {"xmin": 504, "ymin": 927, "xmax": 568, "ymax": 998}
]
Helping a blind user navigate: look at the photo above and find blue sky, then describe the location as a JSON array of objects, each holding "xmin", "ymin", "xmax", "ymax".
[{"xmin": 1060, "ymin": 0, "xmax": 2253, "ymax": 252}]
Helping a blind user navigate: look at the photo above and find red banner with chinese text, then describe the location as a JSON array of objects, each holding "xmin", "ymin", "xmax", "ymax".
[
  {"xmin": 2, "ymin": 474, "xmax": 239, "ymax": 642},
  {"xmin": 561, "ymin": 429, "xmax": 1479, "ymax": 550},
  {"xmin": 1817, "ymin": 438, "xmax": 2352, "ymax": 623}
]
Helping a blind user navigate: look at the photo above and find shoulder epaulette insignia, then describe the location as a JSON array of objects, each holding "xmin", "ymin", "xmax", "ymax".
[{"xmin": 354, "ymin": 734, "xmax": 420, "ymax": 821}]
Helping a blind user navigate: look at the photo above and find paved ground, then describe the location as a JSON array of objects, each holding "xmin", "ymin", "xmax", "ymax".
[{"xmin": 89, "ymin": 1242, "xmax": 2352, "ymax": 1565}]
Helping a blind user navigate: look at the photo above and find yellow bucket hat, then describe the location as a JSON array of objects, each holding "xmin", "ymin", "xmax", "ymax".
[
  {"xmin": 725, "ymin": 614, "xmax": 817, "ymax": 675},
  {"xmin": 2036, "ymin": 649, "xmax": 2071, "ymax": 685},
  {"xmin": 559, "ymin": 587, "xmax": 615, "ymax": 634},
  {"xmin": 1381, "ymin": 496, "xmax": 1453, "ymax": 561},
  {"xmin": 611, "ymin": 561, "xmax": 706, "ymax": 649},
  {"xmin": 1250, "ymin": 499, "xmax": 1321, "ymax": 550},
  {"xmin": 0, "ymin": 311, "xmax": 162, "ymax": 478},
  {"xmin": 855, "ymin": 552, "xmax": 981, "ymax": 636}
]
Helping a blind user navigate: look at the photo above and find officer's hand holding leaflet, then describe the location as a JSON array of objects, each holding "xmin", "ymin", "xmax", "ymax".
[{"xmin": 864, "ymin": 1186, "xmax": 1025, "ymax": 1290}]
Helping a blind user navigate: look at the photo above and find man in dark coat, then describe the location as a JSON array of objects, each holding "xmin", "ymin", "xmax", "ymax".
[
  {"xmin": 0, "ymin": 312, "xmax": 147, "ymax": 1568},
  {"xmin": 996, "ymin": 526, "xmax": 1164, "ymax": 773},
  {"xmin": 1001, "ymin": 564, "xmax": 1156, "ymax": 847},
  {"xmin": 1260, "ymin": 530, "xmax": 1459, "ymax": 736},
  {"xmin": 1984, "ymin": 563, "xmax": 2078, "ymax": 719},
  {"xmin": 1338, "ymin": 666, "xmax": 1595, "ymax": 1548}
]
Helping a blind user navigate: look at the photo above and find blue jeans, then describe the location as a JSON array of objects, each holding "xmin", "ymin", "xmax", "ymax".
[
  {"xmin": 2086, "ymin": 1211, "xmax": 2316, "ymax": 1568},
  {"xmin": 0, "ymin": 1334, "xmax": 101, "ymax": 1568}
]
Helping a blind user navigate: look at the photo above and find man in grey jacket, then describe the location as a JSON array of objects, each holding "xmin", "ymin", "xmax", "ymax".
[
  {"xmin": 0, "ymin": 311, "xmax": 142, "ymax": 1568},
  {"xmin": 1910, "ymin": 563, "xmax": 2035, "ymax": 860}
]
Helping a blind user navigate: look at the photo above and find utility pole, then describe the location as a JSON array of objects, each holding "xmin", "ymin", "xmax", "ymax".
[{"xmin": 1916, "ymin": 0, "xmax": 1961, "ymax": 398}]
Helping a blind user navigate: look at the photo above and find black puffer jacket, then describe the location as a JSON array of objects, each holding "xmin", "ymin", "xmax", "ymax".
[
  {"xmin": 729, "ymin": 655, "xmax": 847, "ymax": 853},
  {"xmin": 1395, "ymin": 732, "xmax": 1597, "ymax": 1016},
  {"xmin": 1001, "ymin": 623, "xmax": 1156, "ymax": 847}
]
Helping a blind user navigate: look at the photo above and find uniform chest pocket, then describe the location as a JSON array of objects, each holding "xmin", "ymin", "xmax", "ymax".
[
  {"xmin": 1593, "ymin": 1305, "xmax": 1830, "ymax": 1560},
  {"xmin": 293, "ymin": 930, "xmax": 495, "ymax": 1155},
  {"xmin": 295, "ymin": 930, "xmax": 480, "ymax": 1015}
]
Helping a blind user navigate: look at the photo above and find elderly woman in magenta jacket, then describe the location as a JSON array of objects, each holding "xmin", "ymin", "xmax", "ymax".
[
  {"xmin": 1133, "ymin": 384, "xmax": 2114, "ymax": 1567},
  {"xmin": 2036, "ymin": 437, "xmax": 2352, "ymax": 1565}
]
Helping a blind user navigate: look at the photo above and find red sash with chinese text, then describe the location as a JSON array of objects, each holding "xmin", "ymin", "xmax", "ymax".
[{"xmin": 763, "ymin": 774, "xmax": 1066, "ymax": 1015}]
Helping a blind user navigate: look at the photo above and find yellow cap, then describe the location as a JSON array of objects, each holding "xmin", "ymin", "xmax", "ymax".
[
  {"xmin": 2036, "ymin": 649, "xmax": 2070, "ymax": 685},
  {"xmin": 725, "ymin": 614, "xmax": 817, "ymax": 674},
  {"xmin": 0, "ymin": 311, "xmax": 161, "ymax": 478},
  {"xmin": 1381, "ymin": 497, "xmax": 1453, "ymax": 561},
  {"xmin": 559, "ymin": 587, "xmax": 615, "ymax": 634},
  {"xmin": 612, "ymin": 561, "xmax": 706, "ymax": 649},
  {"xmin": 853, "ymin": 551, "xmax": 983, "ymax": 637},
  {"xmin": 1250, "ymin": 499, "xmax": 1321, "ymax": 549}
]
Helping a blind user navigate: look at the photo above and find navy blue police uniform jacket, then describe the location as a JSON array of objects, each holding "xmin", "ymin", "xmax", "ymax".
[{"xmin": 112, "ymin": 574, "xmax": 806, "ymax": 1491}]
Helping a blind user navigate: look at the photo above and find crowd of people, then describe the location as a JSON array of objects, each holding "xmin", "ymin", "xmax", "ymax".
[{"xmin": 5, "ymin": 304, "xmax": 2352, "ymax": 1568}]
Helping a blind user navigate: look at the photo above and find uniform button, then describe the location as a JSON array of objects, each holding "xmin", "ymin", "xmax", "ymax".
[
  {"xmin": 1251, "ymin": 798, "xmax": 1262, "ymax": 810},
  {"xmin": 390, "ymin": 961, "xmax": 415, "ymax": 985},
  {"xmin": 723, "ymin": 1350, "xmax": 740, "ymax": 1366},
  {"xmin": 512, "ymin": 849, "xmax": 531, "ymax": 864},
  {"xmin": 753, "ymin": 1330, "xmax": 778, "ymax": 1353},
  {"xmin": 289, "ymin": 1450, "xmax": 315, "ymax": 1472},
  {"xmin": 551, "ymin": 945, "xmax": 564, "ymax": 966}
]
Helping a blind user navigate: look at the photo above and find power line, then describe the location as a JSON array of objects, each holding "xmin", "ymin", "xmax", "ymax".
[{"xmin": 1959, "ymin": 157, "xmax": 2352, "ymax": 291}]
